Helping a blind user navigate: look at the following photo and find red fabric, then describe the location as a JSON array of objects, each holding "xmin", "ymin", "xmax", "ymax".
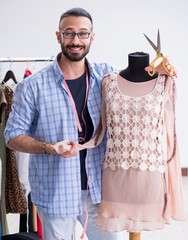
[
  {"xmin": 24, "ymin": 69, "xmax": 32, "ymax": 77},
  {"xmin": 37, "ymin": 214, "xmax": 43, "ymax": 240}
]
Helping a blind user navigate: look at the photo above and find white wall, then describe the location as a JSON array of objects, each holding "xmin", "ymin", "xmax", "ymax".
[{"xmin": 0, "ymin": 0, "xmax": 187, "ymax": 166}]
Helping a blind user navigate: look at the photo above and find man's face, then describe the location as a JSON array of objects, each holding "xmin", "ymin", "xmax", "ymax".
[{"xmin": 56, "ymin": 16, "xmax": 95, "ymax": 62}]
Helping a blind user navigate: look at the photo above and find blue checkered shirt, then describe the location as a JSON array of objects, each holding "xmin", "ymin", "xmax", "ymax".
[{"xmin": 4, "ymin": 54, "xmax": 115, "ymax": 217}]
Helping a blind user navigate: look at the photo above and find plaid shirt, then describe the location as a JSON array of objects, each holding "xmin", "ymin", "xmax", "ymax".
[{"xmin": 4, "ymin": 54, "xmax": 115, "ymax": 217}]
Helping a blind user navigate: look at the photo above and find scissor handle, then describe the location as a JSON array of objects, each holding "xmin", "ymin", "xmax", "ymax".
[
  {"xmin": 147, "ymin": 53, "xmax": 177, "ymax": 77},
  {"xmin": 147, "ymin": 65, "xmax": 156, "ymax": 77},
  {"xmin": 147, "ymin": 55, "xmax": 162, "ymax": 77}
]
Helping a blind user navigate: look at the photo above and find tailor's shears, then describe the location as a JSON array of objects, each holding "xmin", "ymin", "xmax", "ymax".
[{"xmin": 143, "ymin": 29, "xmax": 176, "ymax": 77}]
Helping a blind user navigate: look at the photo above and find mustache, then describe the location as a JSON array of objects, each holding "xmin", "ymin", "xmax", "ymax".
[{"xmin": 67, "ymin": 44, "xmax": 84, "ymax": 48}]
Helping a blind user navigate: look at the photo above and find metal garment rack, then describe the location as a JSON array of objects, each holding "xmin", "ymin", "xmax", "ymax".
[{"xmin": 0, "ymin": 57, "xmax": 55, "ymax": 63}]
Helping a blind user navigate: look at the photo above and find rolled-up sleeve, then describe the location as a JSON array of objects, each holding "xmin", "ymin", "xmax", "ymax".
[{"xmin": 4, "ymin": 79, "xmax": 36, "ymax": 144}]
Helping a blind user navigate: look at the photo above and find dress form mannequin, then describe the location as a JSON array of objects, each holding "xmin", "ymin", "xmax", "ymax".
[
  {"xmin": 119, "ymin": 52, "xmax": 158, "ymax": 82},
  {"xmin": 120, "ymin": 52, "xmax": 155, "ymax": 240},
  {"xmin": 75, "ymin": 51, "xmax": 184, "ymax": 239}
]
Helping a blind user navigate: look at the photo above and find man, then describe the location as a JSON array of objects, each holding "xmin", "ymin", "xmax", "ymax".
[{"xmin": 4, "ymin": 7, "xmax": 175, "ymax": 240}]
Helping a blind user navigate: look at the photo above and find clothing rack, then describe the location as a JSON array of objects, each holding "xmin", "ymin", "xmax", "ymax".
[{"xmin": 0, "ymin": 57, "xmax": 55, "ymax": 63}]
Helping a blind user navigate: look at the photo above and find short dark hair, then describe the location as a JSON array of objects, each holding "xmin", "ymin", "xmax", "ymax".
[{"xmin": 59, "ymin": 8, "xmax": 93, "ymax": 27}]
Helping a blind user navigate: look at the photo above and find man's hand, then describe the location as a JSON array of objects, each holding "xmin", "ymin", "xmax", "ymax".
[
  {"xmin": 145, "ymin": 57, "xmax": 177, "ymax": 77},
  {"xmin": 53, "ymin": 140, "xmax": 78, "ymax": 158}
]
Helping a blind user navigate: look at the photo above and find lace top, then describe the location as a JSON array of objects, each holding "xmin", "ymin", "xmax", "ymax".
[{"xmin": 103, "ymin": 72, "xmax": 167, "ymax": 173}]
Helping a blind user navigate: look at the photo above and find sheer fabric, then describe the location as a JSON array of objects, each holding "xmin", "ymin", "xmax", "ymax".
[
  {"xmin": 95, "ymin": 72, "xmax": 184, "ymax": 232},
  {"xmin": 77, "ymin": 72, "xmax": 184, "ymax": 232}
]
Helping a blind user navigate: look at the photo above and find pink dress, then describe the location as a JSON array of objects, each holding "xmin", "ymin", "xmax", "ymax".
[{"xmin": 78, "ymin": 72, "xmax": 184, "ymax": 232}]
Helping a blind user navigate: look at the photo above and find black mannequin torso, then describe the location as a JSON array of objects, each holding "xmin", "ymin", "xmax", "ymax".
[{"xmin": 119, "ymin": 52, "xmax": 158, "ymax": 82}]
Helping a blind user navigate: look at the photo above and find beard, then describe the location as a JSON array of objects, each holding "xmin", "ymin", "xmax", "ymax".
[{"xmin": 61, "ymin": 44, "xmax": 91, "ymax": 62}]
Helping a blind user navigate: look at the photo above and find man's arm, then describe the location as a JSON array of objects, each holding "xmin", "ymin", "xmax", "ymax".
[
  {"xmin": 7, "ymin": 134, "xmax": 78, "ymax": 157},
  {"xmin": 7, "ymin": 134, "xmax": 55, "ymax": 154}
]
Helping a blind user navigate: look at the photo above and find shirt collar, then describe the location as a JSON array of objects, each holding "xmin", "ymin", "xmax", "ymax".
[
  {"xmin": 53, "ymin": 53, "xmax": 64, "ymax": 83},
  {"xmin": 85, "ymin": 58, "xmax": 95, "ymax": 78},
  {"xmin": 53, "ymin": 53, "xmax": 95, "ymax": 83}
]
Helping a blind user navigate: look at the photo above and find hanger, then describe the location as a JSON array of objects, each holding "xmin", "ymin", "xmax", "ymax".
[
  {"xmin": 1, "ymin": 58, "xmax": 17, "ymax": 84},
  {"xmin": 1, "ymin": 70, "xmax": 18, "ymax": 84},
  {"xmin": 23, "ymin": 60, "xmax": 32, "ymax": 78}
]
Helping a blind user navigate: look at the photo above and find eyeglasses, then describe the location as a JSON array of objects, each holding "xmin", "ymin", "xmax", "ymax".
[{"xmin": 61, "ymin": 31, "xmax": 91, "ymax": 39}]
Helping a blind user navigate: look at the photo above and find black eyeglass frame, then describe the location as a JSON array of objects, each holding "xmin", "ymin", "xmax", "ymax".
[{"xmin": 60, "ymin": 31, "xmax": 91, "ymax": 39}]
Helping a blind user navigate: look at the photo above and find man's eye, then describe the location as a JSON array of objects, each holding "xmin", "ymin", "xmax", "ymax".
[
  {"xmin": 65, "ymin": 32, "xmax": 73, "ymax": 36},
  {"xmin": 79, "ymin": 32, "xmax": 87, "ymax": 36}
]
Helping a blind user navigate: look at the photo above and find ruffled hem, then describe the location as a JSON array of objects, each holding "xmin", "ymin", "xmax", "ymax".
[
  {"xmin": 96, "ymin": 200, "xmax": 170, "ymax": 232},
  {"xmin": 97, "ymin": 214, "xmax": 169, "ymax": 232}
]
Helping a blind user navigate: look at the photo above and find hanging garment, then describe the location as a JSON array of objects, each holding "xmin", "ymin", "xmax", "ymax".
[
  {"xmin": 15, "ymin": 69, "xmax": 32, "ymax": 198},
  {"xmin": 4, "ymin": 85, "xmax": 27, "ymax": 214},
  {"xmin": 0, "ymin": 85, "xmax": 9, "ymax": 235},
  {"xmin": 0, "ymin": 85, "xmax": 7, "ymax": 135},
  {"xmin": 0, "ymin": 157, "xmax": 2, "ymax": 239},
  {"xmin": 36, "ymin": 215, "xmax": 43, "ymax": 240}
]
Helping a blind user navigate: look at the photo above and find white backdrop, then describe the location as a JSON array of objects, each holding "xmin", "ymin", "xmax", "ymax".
[{"xmin": 0, "ymin": 0, "xmax": 187, "ymax": 166}]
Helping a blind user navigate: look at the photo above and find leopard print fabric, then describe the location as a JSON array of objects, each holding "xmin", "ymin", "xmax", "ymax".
[{"xmin": 5, "ymin": 86, "xmax": 27, "ymax": 214}]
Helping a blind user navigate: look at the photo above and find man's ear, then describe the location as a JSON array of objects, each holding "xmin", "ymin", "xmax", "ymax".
[
  {"xmin": 90, "ymin": 32, "xmax": 95, "ymax": 43},
  {"xmin": 56, "ymin": 31, "xmax": 61, "ymax": 44}
]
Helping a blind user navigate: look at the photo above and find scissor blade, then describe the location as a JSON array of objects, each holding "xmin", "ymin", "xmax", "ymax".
[
  {"xmin": 157, "ymin": 29, "xmax": 161, "ymax": 51},
  {"xmin": 143, "ymin": 33, "xmax": 158, "ymax": 51}
]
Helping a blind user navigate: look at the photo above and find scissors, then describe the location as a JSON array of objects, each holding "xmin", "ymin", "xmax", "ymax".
[{"xmin": 143, "ymin": 29, "xmax": 177, "ymax": 77}]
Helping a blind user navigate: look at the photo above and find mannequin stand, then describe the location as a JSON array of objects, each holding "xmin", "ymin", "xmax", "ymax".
[{"xmin": 129, "ymin": 232, "xmax": 141, "ymax": 240}]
